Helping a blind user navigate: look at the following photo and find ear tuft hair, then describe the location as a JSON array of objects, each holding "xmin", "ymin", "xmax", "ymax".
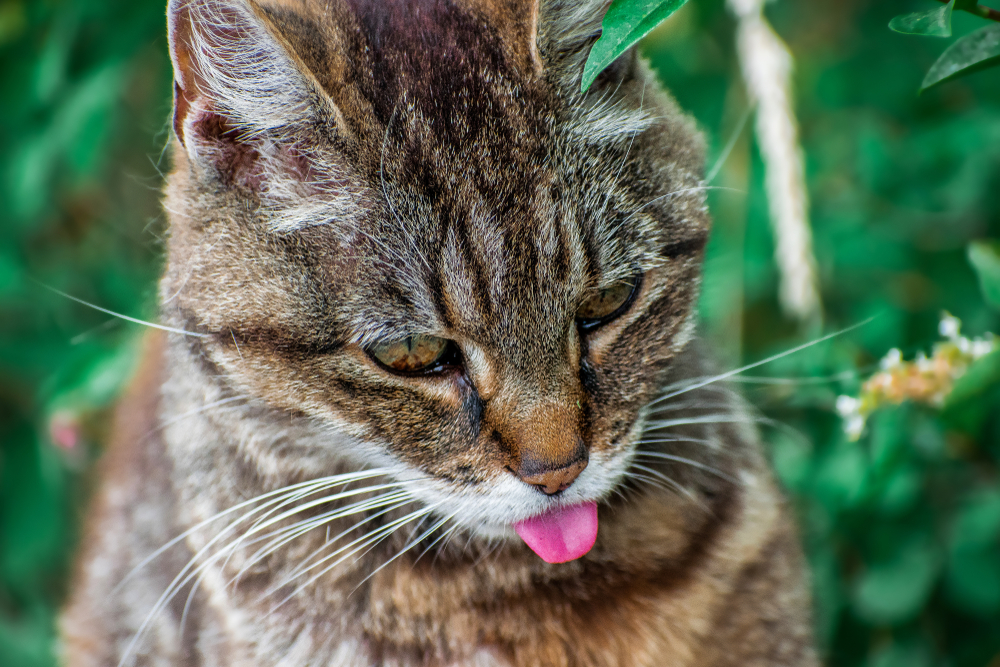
[
  {"xmin": 536, "ymin": 0, "xmax": 650, "ymax": 98},
  {"xmin": 169, "ymin": 0, "xmax": 334, "ymax": 144},
  {"xmin": 536, "ymin": 0, "xmax": 608, "ymax": 75},
  {"xmin": 168, "ymin": 0, "xmax": 360, "ymax": 231}
]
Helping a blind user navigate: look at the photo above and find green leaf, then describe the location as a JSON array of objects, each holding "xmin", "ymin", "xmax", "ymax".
[
  {"xmin": 922, "ymin": 23, "xmax": 1000, "ymax": 90},
  {"xmin": 949, "ymin": 490, "xmax": 1000, "ymax": 553},
  {"xmin": 889, "ymin": 0, "xmax": 954, "ymax": 38},
  {"xmin": 968, "ymin": 240, "xmax": 1000, "ymax": 309},
  {"xmin": 853, "ymin": 540, "xmax": 941, "ymax": 623},
  {"xmin": 945, "ymin": 489, "xmax": 1000, "ymax": 615},
  {"xmin": 581, "ymin": 0, "xmax": 690, "ymax": 93},
  {"xmin": 945, "ymin": 350, "xmax": 1000, "ymax": 409},
  {"xmin": 869, "ymin": 640, "xmax": 933, "ymax": 667},
  {"xmin": 946, "ymin": 550, "xmax": 1000, "ymax": 615}
]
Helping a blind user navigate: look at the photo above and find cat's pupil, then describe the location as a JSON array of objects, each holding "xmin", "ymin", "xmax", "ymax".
[{"xmin": 370, "ymin": 334, "xmax": 450, "ymax": 373}]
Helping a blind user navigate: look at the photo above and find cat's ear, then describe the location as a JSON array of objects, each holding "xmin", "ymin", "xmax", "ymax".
[
  {"xmin": 167, "ymin": 0, "xmax": 341, "ymax": 182},
  {"xmin": 474, "ymin": 0, "xmax": 545, "ymax": 74},
  {"xmin": 535, "ymin": 0, "xmax": 638, "ymax": 93}
]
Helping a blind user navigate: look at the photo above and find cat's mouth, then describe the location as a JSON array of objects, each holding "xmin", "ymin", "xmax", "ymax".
[
  {"xmin": 374, "ymin": 429, "xmax": 641, "ymax": 563},
  {"xmin": 513, "ymin": 501, "xmax": 599, "ymax": 563},
  {"xmin": 510, "ymin": 422, "xmax": 651, "ymax": 563}
]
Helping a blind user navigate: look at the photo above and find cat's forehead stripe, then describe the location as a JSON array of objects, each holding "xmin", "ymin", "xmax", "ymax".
[{"xmin": 342, "ymin": 0, "xmax": 537, "ymax": 133}]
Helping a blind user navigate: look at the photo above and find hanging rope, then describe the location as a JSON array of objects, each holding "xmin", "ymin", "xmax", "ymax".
[{"xmin": 728, "ymin": 0, "xmax": 822, "ymax": 326}]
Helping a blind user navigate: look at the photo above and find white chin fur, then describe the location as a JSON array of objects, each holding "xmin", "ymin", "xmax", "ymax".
[
  {"xmin": 364, "ymin": 441, "xmax": 638, "ymax": 543},
  {"xmin": 309, "ymin": 415, "xmax": 646, "ymax": 542}
]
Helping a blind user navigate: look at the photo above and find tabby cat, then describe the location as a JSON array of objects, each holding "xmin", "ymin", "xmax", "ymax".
[{"xmin": 61, "ymin": 0, "xmax": 818, "ymax": 664}]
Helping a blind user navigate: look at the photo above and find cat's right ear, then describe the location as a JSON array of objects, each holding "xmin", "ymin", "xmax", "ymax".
[
  {"xmin": 167, "ymin": 0, "xmax": 343, "ymax": 181},
  {"xmin": 536, "ymin": 0, "xmax": 639, "ymax": 95}
]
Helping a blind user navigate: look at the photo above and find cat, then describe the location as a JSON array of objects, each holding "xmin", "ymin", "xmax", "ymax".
[{"xmin": 60, "ymin": 0, "xmax": 818, "ymax": 665}]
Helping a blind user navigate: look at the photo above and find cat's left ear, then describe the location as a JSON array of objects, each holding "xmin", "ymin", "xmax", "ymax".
[
  {"xmin": 532, "ymin": 0, "xmax": 640, "ymax": 94},
  {"xmin": 167, "ymin": 0, "xmax": 343, "ymax": 159},
  {"xmin": 475, "ymin": 0, "xmax": 545, "ymax": 75}
]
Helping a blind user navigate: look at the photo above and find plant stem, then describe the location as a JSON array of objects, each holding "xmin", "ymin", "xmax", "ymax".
[{"xmin": 935, "ymin": 0, "xmax": 1000, "ymax": 22}]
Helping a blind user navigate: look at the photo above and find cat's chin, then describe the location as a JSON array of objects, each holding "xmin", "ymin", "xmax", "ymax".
[
  {"xmin": 392, "ymin": 447, "xmax": 635, "ymax": 550},
  {"xmin": 332, "ymin": 431, "xmax": 638, "ymax": 551},
  {"xmin": 440, "ymin": 500, "xmax": 599, "ymax": 563},
  {"xmin": 415, "ymin": 475, "xmax": 606, "ymax": 539}
]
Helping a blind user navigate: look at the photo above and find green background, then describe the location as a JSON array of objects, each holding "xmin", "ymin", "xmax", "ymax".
[{"xmin": 1, "ymin": 0, "xmax": 999, "ymax": 665}]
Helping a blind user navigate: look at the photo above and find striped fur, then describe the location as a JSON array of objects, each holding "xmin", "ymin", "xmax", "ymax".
[{"xmin": 61, "ymin": 1, "xmax": 818, "ymax": 665}]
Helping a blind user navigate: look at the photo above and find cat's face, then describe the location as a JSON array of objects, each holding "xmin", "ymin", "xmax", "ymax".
[{"xmin": 162, "ymin": 0, "xmax": 708, "ymax": 538}]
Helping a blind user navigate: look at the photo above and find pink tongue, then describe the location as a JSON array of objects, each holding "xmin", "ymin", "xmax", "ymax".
[{"xmin": 514, "ymin": 501, "xmax": 598, "ymax": 564}]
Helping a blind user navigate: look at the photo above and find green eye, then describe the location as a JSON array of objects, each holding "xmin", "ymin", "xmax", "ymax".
[
  {"xmin": 369, "ymin": 334, "xmax": 450, "ymax": 374},
  {"xmin": 577, "ymin": 277, "xmax": 640, "ymax": 331}
]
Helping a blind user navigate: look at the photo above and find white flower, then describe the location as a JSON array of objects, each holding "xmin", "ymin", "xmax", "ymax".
[
  {"xmin": 880, "ymin": 348, "xmax": 903, "ymax": 370},
  {"xmin": 971, "ymin": 338, "xmax": 996, "ymax": 359},
  {"xmin": 845, "ymin": 414, "xmax": 867, "ymax": 440},
  {"xmin": 837, "ymin": 314, "xmax": 996, "ymax": 442},
  {"xmin": 836, "ymin": 395, "xmax": 860, "ymax": 418},
  {"xmin": 939, "ymin": 313, "xmax": 961, "ymax": 341},
  {"xmin": 915, "ymin": 352, "xmax": 934, "ymax": 373}
]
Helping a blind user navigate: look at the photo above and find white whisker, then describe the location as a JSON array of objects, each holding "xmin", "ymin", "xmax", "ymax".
[
  {"xmin": 228, "ymin": 490, "xmax": 412, "ymax": 588},
  {"xmin": 415, "ymin": 521, "xmax": 462, "ymax": 566},
  {"xmin": 133, "ymin": 486, "xmax": 413, "ymax": 666},
  {"xmin": 646, "ymin": 400, "xmax": 737, "ymax": 416},
  {"xmin": 635, "ymin": 435, "xmax": 717, "ymax": 447},
  {"xmin": 724, "ymin": 370, "xmax": 860, "ymax": 386},
  {"xmin": 352, "ymin": 511, "xmax": 457, "ymax": 593},
  {"xmin": 632, "ymin": 452, "xmax": 737, "ymax": 483},
  {"xmin": 117, "ymin": 471, "xmax": 397, "ymax": 667},
  {"xmin": 624, "ymin": 470, "xmax": 698, "ymax": 505},
  {"xmin": 645, "ymin": 414, "xmax": 762, "ymax": 429},
  {"xmin": 36, "ymin": 281, "xmax": 208, "ymax": 338},
  {"xmin": 115, "ymin": 470, "xmax": 392, "ymax": 594},
  {"xmin": 267, "ymin": 505, "xmax": 437, "ymax": 612},
  {"xmin": 252, "ymin": 493, "xmax": 416, "ymax": 586},
  {"xmin": 155, "ymin": 395, "xmax": 250, "ymax": 434},
  {"xmin": 627, "ymin": 465, "xmax": 706, "ymax": 509},
  {"xmin": 648, "ymin": 318, "xmax": 874, "ymax": 407},
  {"xmin": 705, "ymin": 106, "xmax": 753, "ymax": 183},
  {"xmin": 214, "ymin": 483, "xmax": 399, "ymax": 578}
]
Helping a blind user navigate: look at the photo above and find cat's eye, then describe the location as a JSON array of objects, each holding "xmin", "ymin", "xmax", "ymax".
[
  {"xmin": 368, "ymin": 334, "xmax": 455, "ymax": 375},
  {"xmin": 576, "ymin": 277, "xmax": 641, "ymax": 331}
]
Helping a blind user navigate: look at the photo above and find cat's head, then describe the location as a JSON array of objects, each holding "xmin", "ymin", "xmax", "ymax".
[{"xmin": 162, "ymin": 0, "xmax": 708, "ymax": 543}]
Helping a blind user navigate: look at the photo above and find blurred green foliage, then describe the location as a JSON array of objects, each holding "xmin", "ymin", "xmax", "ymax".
[
  {"xmin": 0, "ymin": 0, "xmax": 168, "ymax": 663},
  {"xmin": 1, "ymin": 1, "xmax": 999, "ymax": 666}
]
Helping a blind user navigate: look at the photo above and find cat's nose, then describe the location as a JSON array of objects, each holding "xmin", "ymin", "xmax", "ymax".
[
  {"xmin": 492, "ymin": 397, "xmax": 589, "ymax": 495},
  {"xmin": 513, "ymin": 438, "xmax": 589, "ymax": 495}
]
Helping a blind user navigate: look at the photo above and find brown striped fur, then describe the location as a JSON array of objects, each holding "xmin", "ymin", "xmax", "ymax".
[{"xmin": 61, "ymin": 1, "xmax": 818, "ymax": 664}]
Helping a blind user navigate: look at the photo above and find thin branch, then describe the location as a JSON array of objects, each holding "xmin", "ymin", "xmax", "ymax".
[{"xmin": 934, "ymin": 0, "xmax": 1000, "ymax": 23}]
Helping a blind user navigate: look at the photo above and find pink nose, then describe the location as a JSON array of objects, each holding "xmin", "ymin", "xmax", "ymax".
[
  {"xmin": 512, "ymin": 439, "xmax": 589, "ymax": 495},
  {"xmin": 515, "ymin": 458, "xmax": 589, "ymax": 495}
]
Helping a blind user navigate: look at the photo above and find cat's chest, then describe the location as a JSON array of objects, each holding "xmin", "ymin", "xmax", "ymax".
[{"xmin": 190, "ymin": 558, "xmax": 513, "ymax": 667}]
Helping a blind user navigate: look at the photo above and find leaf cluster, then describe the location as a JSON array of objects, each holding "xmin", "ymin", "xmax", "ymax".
[
  {"xmin": 888, "ymin": 0, "xmax": 1000, "ymax": 90},
  {"xmin": 0, "ymin": 1, "xmax": 169, "ymax": 663}
]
